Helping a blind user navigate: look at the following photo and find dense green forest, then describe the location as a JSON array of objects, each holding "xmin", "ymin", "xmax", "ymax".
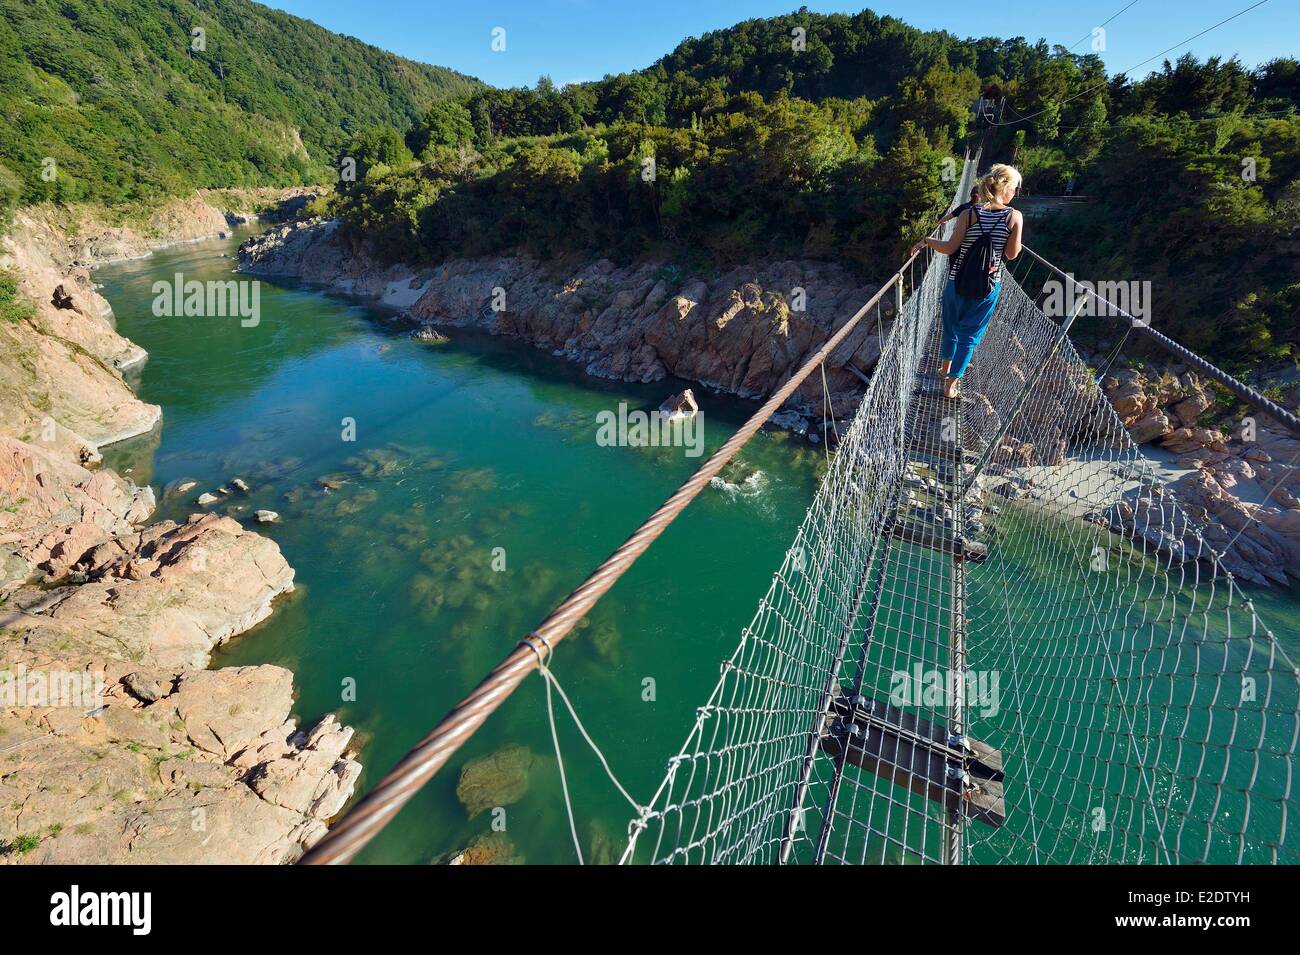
[
  {"xmin": 0, "ymin": 0, "xmax": 480, "ymax": 215},
  {"xmin": 322, "ymin": 9, "xmax": 1298, "ymax": 366}
]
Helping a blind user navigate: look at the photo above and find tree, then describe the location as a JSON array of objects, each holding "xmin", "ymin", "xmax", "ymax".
[
  {"xmin": 889, "ymin": 65, "xmax": 980, "ymax": 147},
  {"xmin": 1253, "ymin": 58, "xmax": 1300, "ymax": 107},
  {"xmin": 1064, "ymin": 94, "xmax": 1107, "ymax": 163},
  {"xmin": 408, "ymin": 100, "xmax": 475, "ymax": 157},
  {"xmin": 340, "ymin": 126, "xmax": 414, "ymax": 184}
]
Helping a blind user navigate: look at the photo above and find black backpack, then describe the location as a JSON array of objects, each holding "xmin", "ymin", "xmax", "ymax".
[{"xmin": 953, "ymin": 208, "xmax": 1007, "ymax": 299}]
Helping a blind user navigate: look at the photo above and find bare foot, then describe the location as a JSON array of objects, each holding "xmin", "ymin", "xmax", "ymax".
[
  {"xmin": 943, "ymin": 377, "xmax": 959, "ymax": 399},
  {"xmin": 939, "ymin": 360, "xmax": 951, "ymax": 377}
]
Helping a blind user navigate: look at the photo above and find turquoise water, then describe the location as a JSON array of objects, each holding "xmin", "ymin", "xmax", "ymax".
[
  {"xmin": 97, "ymin": 231, "xmax": 1300, "ymax": 865},
  {"xmin": 98, "ymin": 231, "xmax": 829, "ymax": 864}
]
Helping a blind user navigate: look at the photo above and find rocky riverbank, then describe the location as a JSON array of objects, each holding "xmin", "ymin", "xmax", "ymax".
[
  {"xmin": 1098, "ymin": 366, "xmax": 1300, "ymax": 587},
  {"xmin": 238, "ymin": 218, "xmax": 887, "ymax": 422},
  {"xmin": 0, "ymin": 191, "xmax": 358, "ymax": 864},
  {"xmin": 19, "ymin": 187, "xmax": 320, "ymax": 267}
]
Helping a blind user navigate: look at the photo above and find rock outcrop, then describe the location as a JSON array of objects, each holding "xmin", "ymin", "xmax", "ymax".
[
  {"xmin": 0, "ymin": 436, "xmax": 155, "ymax": 587},
  {"xmin": 6, "ymin": 513, "xmax": 295, "ymax": 670},
  {"xmin": 2, "ymin": 215, "xmax": 160, "ymax": 451},
  {"xmin": 1102, "ymin": 367, "xmax": 1223, "ymax": 451},
  {"xmin": 0, "ymin": 451, "xmax": 358, "ymax": 864},
  {"xmin": 0, "ymin": 461, "xmax": 358, "ymax": 863},
  {"xmin": 0, "ymin": 665, "xmax": 359, "ymax": 864}
]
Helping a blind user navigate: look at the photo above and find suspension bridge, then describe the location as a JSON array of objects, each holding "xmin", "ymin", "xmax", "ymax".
[{"xmin": 301, "ymin": 150, "xmax": 1300, "ymax": 866}]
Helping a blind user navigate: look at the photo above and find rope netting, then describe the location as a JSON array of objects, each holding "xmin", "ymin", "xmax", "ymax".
[{"xmin": 623, "ymin": 157, "xmax": 1299, "ymax": 865}]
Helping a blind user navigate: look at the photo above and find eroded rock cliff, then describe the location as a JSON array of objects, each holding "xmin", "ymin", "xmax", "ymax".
[{"xmin": 239, "ymin": 218, "xmax": 886, "ymax": 420}]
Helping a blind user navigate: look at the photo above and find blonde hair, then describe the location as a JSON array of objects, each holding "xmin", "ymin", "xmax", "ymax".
[{"xmin": 976, "ymin": 164, "xmax": 1022, "ymax": 204}]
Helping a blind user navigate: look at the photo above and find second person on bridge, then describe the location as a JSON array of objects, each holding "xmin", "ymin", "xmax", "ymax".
[{"xmin": 911, "ymin": 164, "xmax": 1024, "ymax": 399}]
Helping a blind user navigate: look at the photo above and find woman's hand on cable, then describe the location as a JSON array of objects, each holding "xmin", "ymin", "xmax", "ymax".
[{"xmin": 909, "ymin": 238, "xmax": 928, "ymax": 257}]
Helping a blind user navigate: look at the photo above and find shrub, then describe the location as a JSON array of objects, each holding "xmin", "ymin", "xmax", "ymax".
[{"xmin": 0, "ymin": 271, "xmax": 34, "ymax": 324}]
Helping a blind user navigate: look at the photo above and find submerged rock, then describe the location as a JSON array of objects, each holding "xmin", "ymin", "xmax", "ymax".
[
  {"xmin": 254, "ymin": 510, "xmax": 280, "ymax": 524},
  {"xmin": 710, "ymin": 456, "xmax": 768, "ymax": 501},
  {"xmin": 446, "ymin": 467, "xmax": 496, "ymax": 494},
  {"xmin": 329, "ymin": 487, "xmax": 379, "ymax": 517},
  {"xmin": 163, "ymin": 478, "xmax": 199, "ymax": 500},
  {"xmin": 588, "ymin": 821, "xmax": 620, "ymax": 865},
  {"xmin": 573, "ymin": 614, "xmax": 621, "ymax": 662},
  {"xmin": 343, "ymin": 446, "xmax": 407, "ymax": 479},
  {"xmin": 456, "ymin": 744, "xmax": 536, "ymax": 818},
  {"xmin": 439, "ymin": 832, "xmax": 520, "ymax": 865}
]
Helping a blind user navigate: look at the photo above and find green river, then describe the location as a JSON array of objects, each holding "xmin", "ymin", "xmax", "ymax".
[{"xmin": 98, "ymin": 229, "xmax": 1300, "ymax": 864}]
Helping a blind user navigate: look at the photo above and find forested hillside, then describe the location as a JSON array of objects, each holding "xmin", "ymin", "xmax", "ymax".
[
  {"xmin": 1, "ymin": 2, "xmax": 1294, "ymax": 368},
  {"xmin": 327, "ymin": 8, "xmax": 1298, "ymax": 369},
  {"xmin": 0, "ymin": 0, "xmax": 480, "ymax": 213}
]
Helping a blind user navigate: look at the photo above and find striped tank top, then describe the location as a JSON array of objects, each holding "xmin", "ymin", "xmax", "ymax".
[{"xmin": 947, "ymin": 206, "xmax": 1013, "ymax": 283}]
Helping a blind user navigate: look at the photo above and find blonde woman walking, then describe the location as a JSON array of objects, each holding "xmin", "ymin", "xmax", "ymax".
[{"xmin": 911, "ymin": 164, "xmax": 1023, "ymax": 398}]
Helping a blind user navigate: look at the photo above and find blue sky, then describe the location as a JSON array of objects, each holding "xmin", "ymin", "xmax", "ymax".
[{"xmin": 264, "ymin": 0, "xmax": 1292, "ymax": 88}]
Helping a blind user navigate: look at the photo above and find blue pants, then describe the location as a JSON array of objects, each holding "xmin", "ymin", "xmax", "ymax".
[{"xmin": 940, "ymin": 279, "xmax": 1000, "ymax": 379}]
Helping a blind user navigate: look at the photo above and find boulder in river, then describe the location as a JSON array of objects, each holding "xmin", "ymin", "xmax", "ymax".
[
  {"xmin": 455, "ymin": 744, "xmax": 535, "ymax": 819},
  {"xmin": 410, "ymin": 325, "xmax": 449, "ymax": 344},
  {"xmin": 164, "ymin": 478, "xmax": 199, "ymax": 500},
  {"xmin": 658, "ymin": 387, "xmax": 699, "ymax": 419}
]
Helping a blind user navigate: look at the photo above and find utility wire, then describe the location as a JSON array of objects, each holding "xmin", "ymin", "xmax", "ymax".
[
  {"xmin": 1065, "ymin": 0, "xmax": 1143, "ymax": 53},
  {"xmin": 991, "ymin": 0, "xmax": 1272, "ymax": 128}
]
